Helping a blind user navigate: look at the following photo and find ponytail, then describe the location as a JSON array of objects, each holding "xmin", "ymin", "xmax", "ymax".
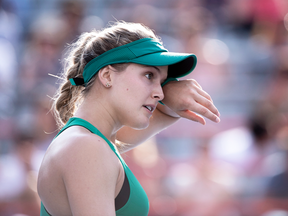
[{"xmin": 53, "ymin": 32, "xmax": 96, "ymax": 128}]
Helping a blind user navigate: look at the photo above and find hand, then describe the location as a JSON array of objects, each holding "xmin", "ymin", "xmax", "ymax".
[{"xmin": 161, "ymin": 79, "xmax": 220, "ymax": 125}]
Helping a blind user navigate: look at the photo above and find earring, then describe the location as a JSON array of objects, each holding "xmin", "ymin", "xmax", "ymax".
[{"xmin": 105, "ymin": 82, "xmax": 111, "ymax": 87}]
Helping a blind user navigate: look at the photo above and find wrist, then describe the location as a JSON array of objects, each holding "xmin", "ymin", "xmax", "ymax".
[
  {"xmin": 157, "ymin": 103, "xmax": 180, "ymax": 118},
  {"xmin": 159, "ymin": 77, "xmax": 179, "ymax": 105}
]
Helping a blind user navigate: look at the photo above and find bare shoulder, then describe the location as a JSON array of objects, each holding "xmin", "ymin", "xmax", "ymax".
[
  {"xmin": 38, "ymin": 126, "xmax": 120, "ymax": 215},
  {"xmin": 43, "ymin": 126, "xmax": 121, "ymax": 184},
  {"xmin": 53, "ymin": 127, "xmax": 118, "ymax": 168}
]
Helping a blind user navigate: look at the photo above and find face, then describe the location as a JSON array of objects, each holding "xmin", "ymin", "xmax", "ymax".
[{"xmin": 109, "ymin": 63, "xmax": 168, "ymax": 129}]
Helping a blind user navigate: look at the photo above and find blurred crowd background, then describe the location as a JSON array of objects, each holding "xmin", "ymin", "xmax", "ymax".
[{"xmin": 0, "ymin": 0, "xmax": 288, "ymax": 215}]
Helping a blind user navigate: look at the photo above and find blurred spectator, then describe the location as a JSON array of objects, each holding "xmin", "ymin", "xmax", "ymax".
[
  {"xmin": 0, "ymin": 0, "xmax": 20, "ymax": 118},
  {"xmin": 209, "ymin": 103, "xmax": 287, "ymax": 215},
  {"xmin": 0, "ymin": 0, "xmax": 22, "ymax": 48},
  {"xmin": 0, "ymin": 128, "xmax": 44, "ymax": 216},
  {"xmin": 265, "ymin": 45, "xmax": 288, "ymax": 114},
  {"xmin": 18, "ymin": 13, "xmax": 65, "ymax": 94},
  {"xmin": 263, "ymin": 127, "xmax": 288, "ymax": 213},
  {"xmin": 59, "ymin": 0, "xmax": 85, "ymax": 42},
  {"xmin": 0, "ymin": 37, "xmax": 17, "ymax": 118}
]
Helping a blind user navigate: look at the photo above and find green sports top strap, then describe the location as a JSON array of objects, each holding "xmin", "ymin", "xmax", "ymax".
[{"xmin": 40, "ymin": 117, "xmax": 149, "ymax": 216}]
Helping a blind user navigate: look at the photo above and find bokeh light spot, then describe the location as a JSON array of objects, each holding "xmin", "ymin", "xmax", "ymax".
[{"xmin": 203, "ymin": 39, "xmax": 230, "ymax": 65}]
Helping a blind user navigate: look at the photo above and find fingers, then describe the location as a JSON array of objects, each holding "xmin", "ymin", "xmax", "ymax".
[
  {"xmin": 178, "ymin": 110, "xmax": 206, "ymax": 125},
  {"xmin": 188, "ymin": 79, "xmax": 202, "ymax": 90},
  {"xmin": 196, "ymin": 87, "xmax": 214, "ymax": 103},
  {"xmin": 187, "ymin": 80, "xmax": 215, "ymax": 105},
  {"xmin": 191, "ymin": 83, "xmax": 220, "ymax": 116},
  {"xmin": 186, "ymin": 92, "xmax": 220, "ymax": 123},
  {"xmin": 196, "ymin": 92, "xmax": 220, "ymax": 116},
  {"xmin": 195, "ymin": 99, "xmax": 220, "ymax": 123}
]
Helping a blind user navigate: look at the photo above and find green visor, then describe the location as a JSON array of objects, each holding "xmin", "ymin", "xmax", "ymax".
[{"xmin": 69, "ymin": 38, "xmax": 197, "ymax": 86}]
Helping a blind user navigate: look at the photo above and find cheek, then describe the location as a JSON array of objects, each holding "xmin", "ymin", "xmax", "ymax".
[
  {"xmin": 111, "ymin": 81, "xmax": 138, "ymax": 107},
  {"xmin": 121, "ymin": 86, "xmax": 141, "ymax": 102},
  {"xmin": 112, "ymin": 73, "xmax": 148, "ymax": 103},
  {"xmin": 118, "ymin": 77, "xmax": 143, "ymax": 95}
]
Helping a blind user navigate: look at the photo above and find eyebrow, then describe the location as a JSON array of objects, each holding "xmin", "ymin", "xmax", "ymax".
[
  {"xmin": 151, "ymin": 66, "xmax": 160, "ymax": 72},
  {"xmin": 142, "ymin": 65, "xmax": 159, "ymax": 72}
]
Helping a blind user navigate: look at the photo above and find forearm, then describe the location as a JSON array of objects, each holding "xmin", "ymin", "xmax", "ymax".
[{"xmin": 116, "ymin": 107, "xmax": 180, "ymax": 152}]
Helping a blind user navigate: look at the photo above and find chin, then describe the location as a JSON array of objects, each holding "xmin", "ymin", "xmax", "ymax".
[{"xmin": 129, "ymin": 119, "xmax": 150, "ymax": 130}]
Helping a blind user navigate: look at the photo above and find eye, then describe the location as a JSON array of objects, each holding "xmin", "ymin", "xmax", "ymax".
[{"xmin": 145, "ymin": 73, "xmax": 153, "ymax": 80}]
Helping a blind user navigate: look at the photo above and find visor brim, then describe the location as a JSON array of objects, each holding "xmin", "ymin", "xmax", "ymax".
[{"xmin": 131, "ymin": 52, "xmax": 197, "ymax": 78}]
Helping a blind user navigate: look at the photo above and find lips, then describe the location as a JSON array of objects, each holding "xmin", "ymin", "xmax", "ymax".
[{"xmin": 143, "ymin": 105, "xmax": 155, "ymax": 113}]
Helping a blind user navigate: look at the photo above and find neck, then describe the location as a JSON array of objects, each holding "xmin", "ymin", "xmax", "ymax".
[{"xmin": 74, "ymin": 95, "xmax": 122, "ymax": 143}]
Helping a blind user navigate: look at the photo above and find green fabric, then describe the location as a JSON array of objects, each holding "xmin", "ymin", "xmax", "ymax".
[
  {"xmin": 40, "ymin": 203, "xmax": 51, "ymax": 216},
  {"xmin": 70, "ymin": 38, "xmax": 197, "ymax": 86},
  {"xmin": 40, "ymin": 117, "xmax": 149, "ymax": 216},
  {"xmin": 161, "ymin": 77, "xmax": 179, "ymax": 87}
]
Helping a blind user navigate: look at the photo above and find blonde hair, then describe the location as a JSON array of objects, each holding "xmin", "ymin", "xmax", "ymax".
[{"xmin": 53, "ymin": 21, "xmax": 161, "ymax": 128}]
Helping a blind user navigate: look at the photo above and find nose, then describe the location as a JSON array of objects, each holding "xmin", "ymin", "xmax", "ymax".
[{"xmin": 152, "ymin": 84, "xmax": 164, "ymax": 101}]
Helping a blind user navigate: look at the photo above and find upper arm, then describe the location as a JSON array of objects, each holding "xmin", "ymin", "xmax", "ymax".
[
  {"xmin": 116, "ymin": 106, "xmax": 179, "ymax": 152},
  {"xmin": 59, "ymin": 135, "xmax": 119, "ymax": 216}
]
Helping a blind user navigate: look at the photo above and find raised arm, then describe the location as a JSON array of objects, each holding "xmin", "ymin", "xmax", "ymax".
[{"xmin": 116, "ymin": 79, "xmax": 220, "ymax": 152}]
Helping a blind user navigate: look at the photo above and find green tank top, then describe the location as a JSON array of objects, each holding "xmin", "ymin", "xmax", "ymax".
[{"xmin": 40, "ymin": 117, "xmax": 149, "ymax": 216}]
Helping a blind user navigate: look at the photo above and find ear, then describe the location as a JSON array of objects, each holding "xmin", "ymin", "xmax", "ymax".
[{"xmin": 97, "ymin": 65, "xmax": 112, "ymax": 87}]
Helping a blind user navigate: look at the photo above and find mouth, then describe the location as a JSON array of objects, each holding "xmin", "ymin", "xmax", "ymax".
[{"xmin": 143, "ymin": 105, "xmax": 155, "ymax": 113}]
